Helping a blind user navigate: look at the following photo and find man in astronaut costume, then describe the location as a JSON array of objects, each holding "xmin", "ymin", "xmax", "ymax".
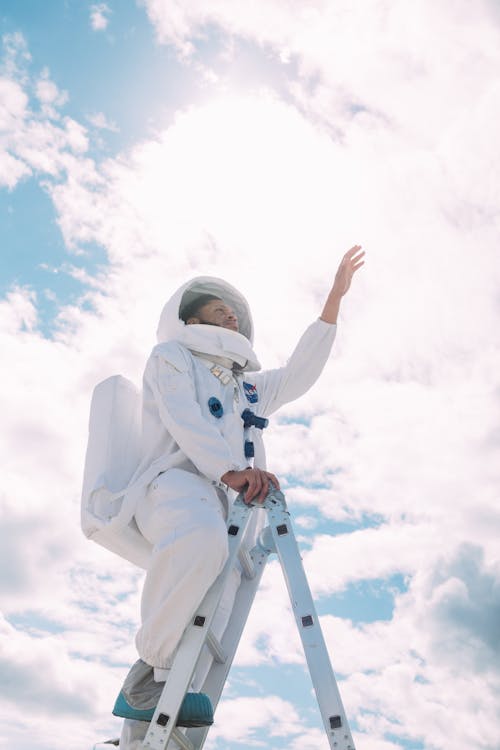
[{"xmin": 114, "ymin": 246, "xmax": 365, "ymax": 748}]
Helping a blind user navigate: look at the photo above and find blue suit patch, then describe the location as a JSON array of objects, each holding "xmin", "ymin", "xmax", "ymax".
[
  {"xmin": 243, "ymin": 382, "xmax": 258, "ymax": 404},
  {"xmin": 208, "ymin": 397, "xmax": 223, "ymax": 418}
]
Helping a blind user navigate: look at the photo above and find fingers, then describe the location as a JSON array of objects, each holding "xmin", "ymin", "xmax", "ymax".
[
  {"xmin": 243, "ymin": 469, "xmax": 281, "ymax": 503},
  {"xmin": 258, "ymin": 472, "xmax": 269, "ymax": 503},
  {"xmin": 348, "ymin": 255, "xmax": 365, "ymax": 271},
  {"xmin": 244, "ymin": 480, "xmax": 254, "ymax": 504},
  {"xmin": 345, "ymin": 244, "xmax": 362, "ymax": 258},
  {"xmin": 266, "ymin": 472, "xmax": 280, "ymax": 490},
  {"xmin": 344, "ymin": 247, "xmax": 365, "ymax": 269},
  {"xmin": 252, "ymin": 469, "xmax": 270, "ymax": 504},
  {"xmin": 245, "ymin": 470, "xmax": 262, "ymax": 503},
  {"xmin": 341, "ymin": 247, "xmax": 365, "ymax": 281},
  {"xmin": 255, "ymin": 470, "xmax": 281, "ymax": 501}
]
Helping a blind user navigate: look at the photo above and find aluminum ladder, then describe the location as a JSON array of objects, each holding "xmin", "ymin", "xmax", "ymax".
[{"xmin": 114, "ymin": 486, "xmax": 356, "ymax": 750}]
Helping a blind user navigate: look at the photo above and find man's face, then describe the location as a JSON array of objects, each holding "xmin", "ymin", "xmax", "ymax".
[{"xmin": 190, "ymin": 299, "xmax": 239, "ymax": 332}]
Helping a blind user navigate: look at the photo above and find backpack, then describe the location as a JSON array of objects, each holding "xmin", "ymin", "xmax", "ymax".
[{"xmin": 81, "ymin": 375, "xmax": 152, "ymax": 568}]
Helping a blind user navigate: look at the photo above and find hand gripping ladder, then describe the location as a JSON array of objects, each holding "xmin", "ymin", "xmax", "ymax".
[{"xmin": 141, "ymin": 485, "xmax": 355, "ymax": 750}]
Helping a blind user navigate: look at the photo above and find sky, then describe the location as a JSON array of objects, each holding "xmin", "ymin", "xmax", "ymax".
[{"xmin": 0, "ymin": 1, "xmax": 499, "ymax": 749}]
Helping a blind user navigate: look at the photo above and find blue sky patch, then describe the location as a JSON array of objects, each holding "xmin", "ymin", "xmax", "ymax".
[
  {"xmin": 316, "ymin": 574, "xmax": 408, "ymax": 623},
  {"xmin": 6, "ymin": 611, "xmax": 67, "ymax": 636}
]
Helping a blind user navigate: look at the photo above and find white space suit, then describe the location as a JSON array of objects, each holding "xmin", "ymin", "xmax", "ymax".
[{"xmin": 82, "ymin": 276, "xmax": 337, "ymax": 748}]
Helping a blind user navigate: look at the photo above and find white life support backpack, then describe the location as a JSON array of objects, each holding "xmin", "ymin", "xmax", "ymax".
[{"xmin": 81, "ymin": 375, "xmax": 153, "ymax": 569}]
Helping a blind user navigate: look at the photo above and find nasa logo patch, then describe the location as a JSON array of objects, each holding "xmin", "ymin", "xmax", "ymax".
[{"xmin": 243, "ymin": 382, "xmax": 258, "ymax": 404}]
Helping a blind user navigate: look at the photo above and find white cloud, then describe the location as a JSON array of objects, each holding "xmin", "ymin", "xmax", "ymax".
[
  {"xmin": 0, "ymin": 76, "xmax": 28, "ymax": 127},
  {"xmin": 86, "ymin": 111, "xmax": 119, "ymax": 132},
  {"xmin": 63, "ymin": 116, "xmax": 89, "ymax": 152},
  {"xmin": 208, "ymin": 694, "xmax": 302, "ymax": 744},
  {"xmin": 1, "ymin": 30, "xmax": 31, "ymax": 78},
  {"xmin": 232, "ymin": 541, "xmax": 500, "ymax": 748},
  {"xmin": 1, "ymin": 5, "xmax": 500, "ymax": 749},
  {"xmin": 294, "ymin": 514, "xmax": 318, "ymax": 530},
  {"xmin": 0, "ymin": 149, "xmax": 31, "ymax": 187},
  {"xmin": 90, "ymin": 3, "xmax": 111, "ymax": 32},
  {"xmin": 0, "ymin": 36, "xmax": 90, "ymax": 190},
  {"xmin": 0, "ymin": 286, "xmax": 38, "ymax": 332},
  {"xmin": 0, "ymin": 612, "xmax": 125, "ymax": 750},
  {"xmin": 142, "ymin": 0, "xmax": 500, "ymax": 158},
  {"xmin": 35, "ymin": 67, "xmax": 69, "ymax": 116}
]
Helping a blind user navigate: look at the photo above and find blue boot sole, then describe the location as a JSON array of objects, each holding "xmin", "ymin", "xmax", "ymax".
[{"xmin": 112, "ymin": 690, "xmax": 214, "ymax": 727}]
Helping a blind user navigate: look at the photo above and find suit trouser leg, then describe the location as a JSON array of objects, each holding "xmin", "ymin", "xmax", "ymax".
[
  {"xmin": 119, "ymin": 469, "xmax": 238, "ymax": 749},
  {"xmin": 134, "ymin": 468, "xmax": 229, "ymax": 669},
  {"xmin": 118, "ymin": 568, "xmax": 242, "ymax": 749}
]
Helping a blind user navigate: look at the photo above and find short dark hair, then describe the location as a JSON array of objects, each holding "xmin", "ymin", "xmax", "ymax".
[{"xmin": 180, "ymin": 294, "xmax": 222, "ymax": 323}]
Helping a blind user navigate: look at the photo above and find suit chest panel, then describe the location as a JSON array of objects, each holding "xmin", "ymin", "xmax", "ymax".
[{"xmin": 191, "ymin": 359, "xmax": 241, "ymax": 422}]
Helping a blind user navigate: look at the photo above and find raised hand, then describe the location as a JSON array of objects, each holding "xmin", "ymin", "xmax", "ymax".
[
  {"xmin": 332, "ymin": 245, "xmax": 365, "ymax": 297},
  {"xmin": 320, "ymin": 245, "xmax": 365, "ymax": 324}
]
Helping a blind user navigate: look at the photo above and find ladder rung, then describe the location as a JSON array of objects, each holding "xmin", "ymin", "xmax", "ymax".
[
  {"xmin": 238, "ymin": 548, "xmax": 256, "ymax": 579},
  {"xmin": 172, "ymin": 728, "xmax": 194, "ymax": 750},
  {"xmin": 206, "ymin": 630, "xmax": 227, "ymax": 663}
]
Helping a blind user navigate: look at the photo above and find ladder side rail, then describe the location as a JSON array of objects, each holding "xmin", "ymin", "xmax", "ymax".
[
  {"xmin": 267, "ymin": 495, "xmax": 356, "ymax": 750},
  {"xmin": 186, "ymin": 542, "xmax": 272, "ymax": 750},
  {"xmin": 142, "ymin": 497, "xmax": 254, "ymax": 750}
]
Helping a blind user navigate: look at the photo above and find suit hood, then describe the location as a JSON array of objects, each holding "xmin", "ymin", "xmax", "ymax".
[{"xmin": 156, "ymin": 276, "xmax": 261, "ymax": 372}]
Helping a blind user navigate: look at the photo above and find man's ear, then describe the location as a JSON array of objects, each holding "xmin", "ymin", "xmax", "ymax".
[{"xmin": 186, "ymin": 317, "xmax": 200, "ymax": 325}]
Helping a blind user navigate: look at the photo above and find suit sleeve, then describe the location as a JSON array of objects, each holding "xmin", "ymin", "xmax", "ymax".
[
  {"xmin": 253, "ymin": 318, "xmax": 337, "ymax": 417},
  {"xmin": 145, "ymin": 349, "xmax": 244, "ymax": 483}
]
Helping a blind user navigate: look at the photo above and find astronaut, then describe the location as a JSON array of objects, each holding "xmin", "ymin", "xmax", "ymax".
[{"xmin": 112, "ymin": 246, "xmax": 365, "ymax": 748}]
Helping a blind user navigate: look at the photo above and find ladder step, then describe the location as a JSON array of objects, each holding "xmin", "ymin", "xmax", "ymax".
[
  {"xmin": 171, "ymin": 728, "xmax": 194, "ymax": 750},
  {"xmin": 238, "ymin": 547, "xmax": 256, "ymax": 579},
  {"xmin": 206, "ymin": 630, "xmax": 227, "ymax": 663}
]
